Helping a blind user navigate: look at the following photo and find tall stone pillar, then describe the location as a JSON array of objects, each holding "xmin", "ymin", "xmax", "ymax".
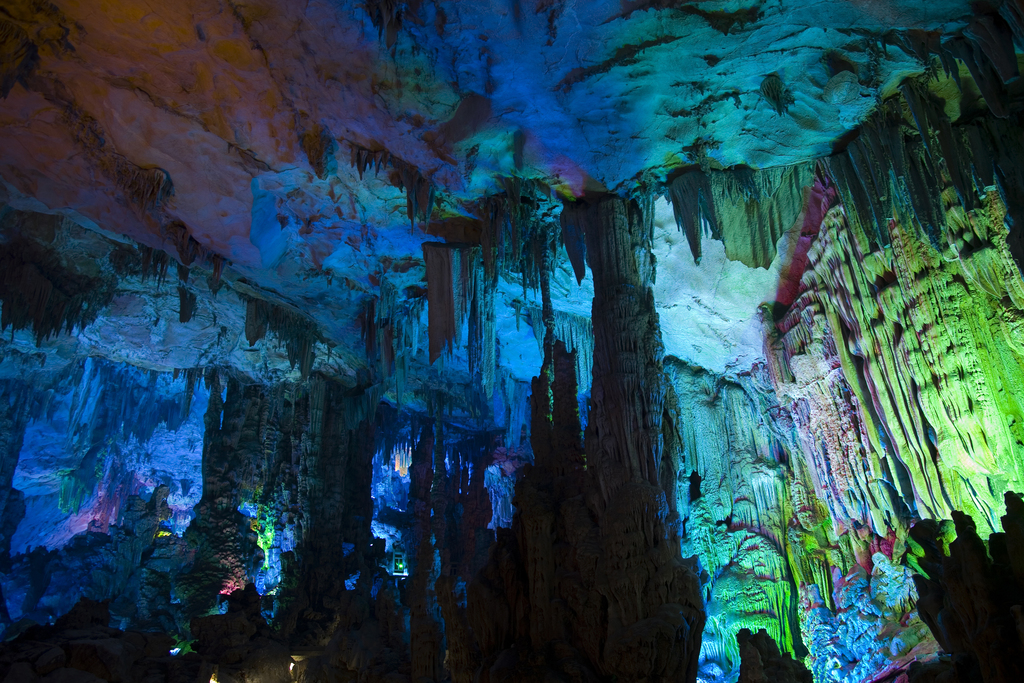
[
  {"xmin": 466, "ymin": 195, "xmax": 705, "ymax": 683},
  {"xmin": 408, "ymin": 420, "xmax": 443, "ymax": 681},
  {"xmin": 583, "ymin": 196, "xmax": 665, "ymax": 500},
  {"xmin": 581, "ymin": 196, "xmax": 704, "ymax": 682},
  {"xmin": 178, "ymin": 371, "xmax": 260, "ymax": 623}
]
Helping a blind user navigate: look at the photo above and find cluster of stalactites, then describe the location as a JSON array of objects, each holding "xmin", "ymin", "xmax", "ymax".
[
  {"xmin": 481, "ymin": 178, "xmax": 563, "ymax": 296},
  {"xmin": 901, "ymin": 3, "xmax": 1023, "ymax": 120},
  {"xmin": 350, "ymin": 143, "xmax": 436, "ymax": 232},
  {"xmin": 0, "ymin": 213, "xmax": 123, "ymax": 346},
  {"xmin": 826, "ymin": 75, "xmax": 1024, "ymax": 271},
  {"xmin": 527, "ymin": 306, "xmax": 593, "ymax": 394},
  {"xmin": 664, "ymin": 163, "xmax": 814, "ymax": 268},
  {"xmin": 419, "ymin": 179, "xmax": 564, "ymax": 402},
  {"xmin": 363, "ymin": 0, "xmax": 405, "ymax": 50},
  {"xmin": 420, "ymin": 240, "xmax": 504, "ymax": 409},
  {"xmin": 52, "ymin": 357, "xmax": 202, "ymax": 515},
  {"xmin": 243, "ymin": 295, "xmax": 324, "ymax": 379},
  {"xmin": 0, "ymin": 207, "xmax": 230, "ymax": 347},
  {"xmin": 138, "ymin": 221, "xmax": 227, "ymax": 324},
  {"xmin": 360, "ymin": 278, "xmax": 425, "ymax": 405}
]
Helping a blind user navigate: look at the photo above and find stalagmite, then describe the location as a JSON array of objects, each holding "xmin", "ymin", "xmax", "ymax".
[
  {"xmin": 0, "ymin": 382, "xmax": 28, "ymax": 574},
  {"xmin": 408, "ymin": 420, "xmax": 442, "ymax": 681}
]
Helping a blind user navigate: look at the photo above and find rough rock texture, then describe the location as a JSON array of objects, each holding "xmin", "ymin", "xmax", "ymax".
[
  {"xmin": 0, "ymin": 0, "xmax": 982, "ymax": 420},
  {"xmin": 907, "ymin": 493, "xmax": 1024, "ymax": 683},
  {"xmin": 0, "ymin": 598, "xmax": 188, "ymax": 683},
  {"xmin": 735, "ymin": 628, "xmax": 812, "ymax": 683},
  {"xmin": 770, "ymin": 118, "xmax": 1024, "ymax": 535},
  {"xmin": 0, "ymin": 592, "xmax": 295, "ymax": 683}
]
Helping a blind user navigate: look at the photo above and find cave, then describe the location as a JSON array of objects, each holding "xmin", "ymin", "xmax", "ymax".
[{"xmin": 2, "ymin": 1, "xmax": 1024, "ymax": 682}]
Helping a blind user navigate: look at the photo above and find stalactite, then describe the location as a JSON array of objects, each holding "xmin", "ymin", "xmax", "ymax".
[
  {"xmin": 451, "ymin": 247, "xmax": 467, "ymax": 348},
  {"xmin": 527, "ymin": 306, "xmax": 594, "ymax": 393},
  {"xmin": 207, "ymin": 254, "xmax": 224, "ymax": 295},
  {"xmin": 0, "ymin": 19, "xmax": 37, "ymax": 98},
  {"xmin": 373, "ymin": 276, "xmax": 426, "ymax": 405},
  {"xmin": 300, "ymin": 123, "xmax": 335, "ymax": 180},
  {"xmin": 748, "ymin": 72, "xmax": 1024, "ymax": 682},
  {"xmin": 165, "ymin": 221, "xmax": 203, "ymax": 268},
  {"xmin": 243, "ymin": 296, "xmax": 322, "ymax": 379},
  {"xmin": 474, "ymin": 251, "xmax": 496, "ymax": 399},
  {"xmin": 483, "ymin": 462, "xmax": 516, "ymax": 529},
  {"xmin": 478, "ymin": 199, "xmax": 503, "ymax": 399},
  {"xmin": 712, "ymin": 163, "xmax": 815, "ymax": 269},
  {"xmin": 177, "ymin": 285, "xmax": 196, "ymax": 323},
  {"xmin": 667, "ymin": 170, "xmax": 719, "ymax": 265},
  {"xmin": 500, "ymin": 370, "xmax": 530, "ymax": 450},
  {"xmin": 894, "ymin": 77, "xmax": 1024, "ymax": 271},
  {"xmin": 364, "ymin": 0, "xmax": 402, "ymax": 50},
  {"xmin": 350, "ymin": 143, "xmax": 435, "ymax": 230},
  {"xmin": 112, "ymin": 158, "xmax": 173, "ymax": 214},
  {"xmin": 0, "ymin": 226, "xmax": 117, "ymax": 345},
  {"xmin": 422, "ymin": 241, "xmax": 482, "ymax": 377},
  {"xmin": 423, "ymin": 243, "xmax": 456, "ymax": 365},
  {"xmin": 666, "ymin": 164, "xmax": 814, "ymax": 268},
  {"xmin": 770, "ymin": 79, "xmax": 1024, "ymax": 543},
  {"xmin": 139, "ymin": 245, "xmax": 170, "ymax": 284},
  {"xmin": 558, "ymin": 200, "xmax": 589, "ymax": 284},
  {"xmin": 492, "ymin": 179, "xmax": 550, "ymax": 295},
  {"xmin": 759, "ymin": 74, "xmax": 794, "ymax": 116}
]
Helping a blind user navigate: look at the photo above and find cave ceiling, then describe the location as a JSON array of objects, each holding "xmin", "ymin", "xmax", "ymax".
[{"xmin": 0, "ymin": 0, "xmax": 979, "ymax": 418}]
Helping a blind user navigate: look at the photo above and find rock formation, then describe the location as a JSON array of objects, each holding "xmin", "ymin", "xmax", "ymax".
[
  {"xmin": 907, "ymin": 492, "xmax": 1024, "ymax": 683},
  {"xmin": 736, "ymin": 628, "xmax": 812, "ymax": 683},
  {"xmin": 2, "ymin": 1, "xmax": 1024, "ymax": 682},
  {"xmin": 464, "ymin": 196, "xmax": 704, "ymax": 682}
]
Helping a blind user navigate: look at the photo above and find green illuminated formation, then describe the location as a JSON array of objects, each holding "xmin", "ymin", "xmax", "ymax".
[
  {"xmin": 665, "ymin": 57, "xmax": 1024, "ymax": 676},
  {"xmin": 668, "ymin": 362, "xmax": 803, "ymax": 673},
  {"xmin": 780, "ymin": 195, "xmax": 1024, "ymax": 533},
  {"xmin": 255, "ymin": 504, "xmax": 275, "ymax": 570}
]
